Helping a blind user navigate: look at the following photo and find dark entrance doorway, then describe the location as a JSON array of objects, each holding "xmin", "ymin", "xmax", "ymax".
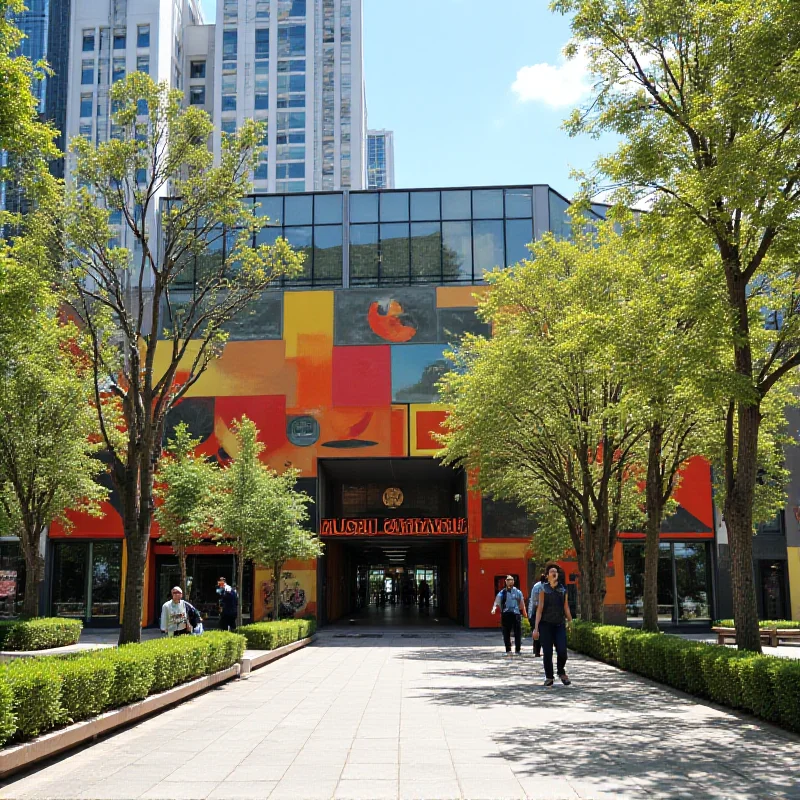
[{"xmin": 317, "ymin": 458, "xmax": 467, "ymax": 626}]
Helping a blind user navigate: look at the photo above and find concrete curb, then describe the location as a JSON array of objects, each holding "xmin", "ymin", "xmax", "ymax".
[
  {"xmin": 0, "ymin": 664, "xmax": 240, "ymax": 781},
  {"xmin": 240, "ymin": 634, "xmax": 316, "ymax": 675}
]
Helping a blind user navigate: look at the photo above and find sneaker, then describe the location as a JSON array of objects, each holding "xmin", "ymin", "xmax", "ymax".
[
  {"xmin": 559, "ymin": 672, "xmax": 571, "ymax": 686},
  {"xmin": 505, "ymin": 652, "xmax": 512, "ymax": 658},
  {"xmin": 515, "ymin": 651, "xmax": 522, "ymax": 656},
  {"xmin": 543, "ymin": 677, "xmax": 554, "ymax": 686}
]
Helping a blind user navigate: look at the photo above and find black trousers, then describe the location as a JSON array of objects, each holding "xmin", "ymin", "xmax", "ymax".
[
  {"xmin": 539, "ymin": 621, "xmax": 568, "ymax": 679},
  {"xmin": 501, "ymin": 611, "xmax": 522, "ymax": 653},
  {"xmin": 219, "ymin": 613, "xmax": 237, "ymax": 632}
]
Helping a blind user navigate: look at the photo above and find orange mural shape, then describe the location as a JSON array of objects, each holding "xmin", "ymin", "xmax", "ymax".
[{"xmin": 367, "ymin": 300, "xmax": 418, "ymax": 342}]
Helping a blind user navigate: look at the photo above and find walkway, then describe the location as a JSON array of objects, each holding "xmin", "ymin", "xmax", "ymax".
[{"xmin": 2, "ymin": 629, "xmax": 799, "ymax": 800}]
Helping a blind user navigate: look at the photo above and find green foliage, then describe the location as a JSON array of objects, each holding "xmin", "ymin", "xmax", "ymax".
[
  {"xmin": 54, "ymin": 658, "xmax": 115, "ymax": 724},
  {"xmin": 2, "ymin": 660, "xmax": 62, "ymax": 739},
  {"xmin": 0, "ymin": 618, "xmax": 83, "ymax": 651},
  {"xmin": 238, "ymin": 619, "xmax": 316, "ymax": 650},
  {"xmin": 0, "ymin": 678, "xmax": 15, "ymax": 745},
  {"xmin": 715, "ymin": 620, "xmax": 800, "ymax": 630},
  {"xmin": 569, "ymin": 622, "xmax": 800, "ymax": 733}
]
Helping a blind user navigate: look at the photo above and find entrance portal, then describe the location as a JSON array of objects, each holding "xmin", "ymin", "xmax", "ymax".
[{"xmin": 317, "ymin": 458, "xmax": 467, "ymax": 626}]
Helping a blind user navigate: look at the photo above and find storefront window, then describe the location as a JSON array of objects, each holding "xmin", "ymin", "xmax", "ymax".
[
  {"xmin": 675, "ymin": 543, "xmax": 711, "ymax": 621},
  {"xmin": 51, "ymin": 541, "xmax": 122, "ymax": 623},
  {"xmin": 91, "ymin": 542, "xmax": 122, "ymax": 620},
  {"xmin": 52, "ymin": 542, "xmax": 88, "ymax": 618},
  {"xmin": 0, "ymin": 541, "xmax": 25, "ymax": 618}
]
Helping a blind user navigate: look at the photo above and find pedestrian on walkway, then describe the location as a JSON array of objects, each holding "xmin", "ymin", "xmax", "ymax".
[
  {"xmin": 532, "ymin": 563, "xmax": 573, "ymax": 685},
  {"xmin": 217, "ymin": 577, "xmax": 239, "ymax": 631},
  {"xmin": 527, "ymin": 571, "xmax": 546, "ymax": 657},
  {"xmin": 491, "ymin": 575, "xmax": 527, "ymax": 657},
  {"xmin": 160, "ymin": 587, "xmax": 195, "ymax": 637}
]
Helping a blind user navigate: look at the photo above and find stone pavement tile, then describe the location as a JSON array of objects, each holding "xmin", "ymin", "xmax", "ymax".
[
  {"xmin": 399, "ymin": 778, "xmax": 461, "ymax": 800},
  {"xmin": 104, "ymin": 763, "xmax": 179, "ymax": 783},
  {"xmin": 456, "ymin": 763, "xmax": 519, "ymax": 780},
  {"xmin": 458, "ymin": 778, "xmax": 525, "ymax": 800},
  {"xmin": 281, "ymin": 763, "xmax": 344, "ymax": 782},
  {"xmin": 225, "ymin": 764, "xmax": 290, "ymax": 782},
  {"xmin": 241, "ymin": 749, "xmax": 302, "ymax": 766},
  {"xmin": 2, "ymin": 783, "xmax": 88, "ymax": 800},
  {"xmin": 515, "ymin": 776, "xmax": 579, "ymax": 800},
  {"xmin": 399, "ymin": 763, "xmax": 456, "ymax": 781},
  {"xmin": 164, "ymin": 761, "xmax": 237, "ymax": 782},
  {"xmin": 140, "ymin": 781, "xmax": 220, "ymax": 799},
  {"xmin": 207, "ymin": 781, "xmax": 279, "ymax": 799},
  {"xmin": 341, "ymin": 762, "xmax": 398, "ymax": 780},
  {"xmin": 346, "ymin": 749, "xmax": 399, "ymax": 764},
  {"xmin": 333, "ymin": 779, "xmax": 399, "ymax": 799},
  {"xmin": 76, "ymin": 781, "xmax": 161, "ymax": 800},
  {"xmin": 566, "ymin": 779, "xmax": 649, "ymax": 800},
  {"xmin": 268, "ymin": 779, "xmax": 339, "ymax": 800}
]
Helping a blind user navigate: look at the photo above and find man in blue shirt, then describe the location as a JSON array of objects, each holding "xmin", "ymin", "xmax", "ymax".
[{"xmin": 491, "ymin": 575, "xmax": 528, "ymax": 656}]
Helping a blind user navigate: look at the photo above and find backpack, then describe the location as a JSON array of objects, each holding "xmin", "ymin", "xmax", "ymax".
[{"xmin": 182, "ymin": 600, "xmax": 201, "ymax": 628}]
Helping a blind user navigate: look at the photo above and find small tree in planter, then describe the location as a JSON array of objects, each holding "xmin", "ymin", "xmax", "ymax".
[
  {"xmin": 214, "ymin": 417, "xmax": 321, "ymax": 628},
  {"xmin": 154, "ymin": 423, "xmax": 218, "ymax": 601}
]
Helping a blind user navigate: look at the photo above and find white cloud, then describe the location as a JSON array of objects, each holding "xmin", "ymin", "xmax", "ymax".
[{"xmin": 511, "ymin": 50, "xmax": 591, "ymax": 108}]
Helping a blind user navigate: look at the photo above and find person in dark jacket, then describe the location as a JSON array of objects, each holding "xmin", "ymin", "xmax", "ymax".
[
  {"xmin": 217, "ymin": 577, "xmax": 239, "ymax": 631},
  {"xmin": 532, "ymin": 563, "xmax": 573, "ymax": 686}
]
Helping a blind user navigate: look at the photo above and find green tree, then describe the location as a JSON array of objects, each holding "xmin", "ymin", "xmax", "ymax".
[
  {"xmin": 154, "ymin": 423, "xmax": 218, "ymax": 602},
  {"xmin": 439, "ymin": 230, "xmax": 644, "ymax": 621},
  {"xmin": 554, "ymin": 0, "xmax": 800, "ymax": 650},
  {"xmin": 61, "ymin": 73, "xmax": 303, "ymax": 644},
  {"xmin": 214, "ymin": 417, "xmax": 321, "ymax": 627}
]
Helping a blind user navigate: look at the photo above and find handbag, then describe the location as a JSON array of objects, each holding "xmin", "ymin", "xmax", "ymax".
[{"xmin": 192, "ymin": 621, "xmax": 204, "ymax": 635}]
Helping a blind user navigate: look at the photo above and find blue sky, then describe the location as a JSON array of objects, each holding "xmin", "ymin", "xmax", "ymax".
[{"xmin": 199, "ymin": 0, "xmax": 615, "ymax": 196}]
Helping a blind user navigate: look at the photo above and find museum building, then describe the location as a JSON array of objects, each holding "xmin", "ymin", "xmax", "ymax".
[{"xmin": 25, "ymin": 185, "xmax": 736, "ymax": 629}]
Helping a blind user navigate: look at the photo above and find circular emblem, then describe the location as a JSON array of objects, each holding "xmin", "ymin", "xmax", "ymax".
[{"xmin": 382, "ymin": 487, "xmax": 404, "ymax": 508}]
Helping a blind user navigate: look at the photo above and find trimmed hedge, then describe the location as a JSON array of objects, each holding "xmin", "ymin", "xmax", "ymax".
[
  {"xmin": 0, "ymin": 618, "xmax": 83, "ymax": 651},
  {"xmin": 568, "ymin": 621, "xmax": 800, "ymax": 733},
  {"xmin": 238, "ymin": 618, "xmax": 316, "ymax": 650},
  {"xmin": 0, "ymin": 630, "xmax": 245, "ymax": 745},
  {"xmin": 715, "ymin": 619, "xmax": 800, "ymax": 629}
]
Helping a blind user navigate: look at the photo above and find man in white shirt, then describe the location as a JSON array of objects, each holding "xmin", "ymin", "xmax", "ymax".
[{"xmin": 160, "ymin": 586, "xmax": 193, "ymax": 637}]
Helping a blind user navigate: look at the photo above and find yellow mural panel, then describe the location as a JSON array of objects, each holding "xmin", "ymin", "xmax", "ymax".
[
  {"xmin": 284, "ymin": 291, "xmax": 334, "ymax": 358},
  {"xmin": 478, "ymin": 542, "xmax": 531, "ymax": 560},
  {"xmin": 436, "ymin": 285, "xmax": 489, "ymax": 308},
  {"xmin": 253, "ymin": 566, "xmax": 317, "ymax": 621},
  {"xmin": 788, "ymin": 546, "xmax": 800, "ymax": 621},
  {"xmin": 410, "ymin": 402, "xmax": 450, "ymax": 456}
]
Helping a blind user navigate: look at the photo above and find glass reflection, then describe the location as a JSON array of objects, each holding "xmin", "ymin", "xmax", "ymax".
[
  {"xmin": 675, "ymin": 543, "xmax": 711, "ymax": 621},
  {"xmin": 441, "ymin": 190, "xmax": 471, "ymax": 220},
  {"xmin": 312, "ymin": 225, "xmax": 342, "ymax": 284},
  {"xmin": 283, "ymin": 194, "xmax": 313, "ymax": 225},
  {"xmin": 350, "ymin": 223, "xmax": 379, "ymax": 283},
  {"xmin": 411, "ymin": 191, "xmax": 440, "ymax": 221},
  {"xmin": 548, "ymin": 190, "xmax": 572, "ymax": 240},
  {"xmin": 473, "ymin": 220, "xmax": 504, "ymax": 276},
  {"xmin": 91, "ymin": 542, "xmax": 122, "ymax": 619},
  {"xmin": 283, "ymin": 226, "xmax": 313, "ymax": 282},
  {"xmin": 314, "ymin": 193, "xmax": 343, "ymax": 224},
  {"xmin": 379, "ymin": 223, "xmax": 410, "ymax": 282},
  {"xmin": 351, "ymin": 192, "xmax": 378, "ymax": 223},
  {"xmin": 411, "ymin": 222, "xmax": 442, "ymax": 283},
  {"xmin": 442, "ymin": 221, "xmax": 472, "ymax": 281},
  {"xmin": 505, "ymin": 188, "xmax": 533, "ymax": 218},
  {"xmin": 52, "ymin": 543, "xmax": 87, "ymax": 618},
  {"xmin": 472, "ymin": 189, "xmax": 503, "ymax": 219},
  {"xmin": 505, "ymin": 219, "xmax": 533, "ymax": 266},
  {"xmin": 380, "ymin": 192, "xmax": 409, "ymax": 222},
  {"xmin": 254, "ymin": 195, "xmax": 283, "ymax": 225}
]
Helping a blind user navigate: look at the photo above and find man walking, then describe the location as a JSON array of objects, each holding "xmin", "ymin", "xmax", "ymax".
[
  {"xmin": 490, "ymin": 575, "xmax": 527, "ymax": 657},
  {"xmin": 160, "ymin": 587, "xmax": 193, "ymax": 637},
  {"xmin": 528, "ymin": 571, "xmax": 546, "ymax": 657},
  {"xmin": 217, "ymin": 577, "xmax": 239, "ymax": 631}
]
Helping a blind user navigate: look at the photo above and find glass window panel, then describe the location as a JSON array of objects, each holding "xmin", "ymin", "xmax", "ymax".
[
  {"xmin": 472, "ymin": 189, "xmax": 503, "ymax": 219},
  {"xmin": 190, "ymin": 61, "xmax": 206, "ymax": 79},
  {"xmin": 505, "ymin": 188, "xmax": 533, "ymax": 218},
  {"xmin": 349, "ymin": 223, "xmax": 379, "ymax": 283},
  {"xmin": 195, "ymin": 228, "xmax": 224, "ymax": 283},
  {"xmin": 80, "ymin": 93, "xmax": 92, "ymax": 117},
  {"xmin": 548, "ymin": 189, "xmax": 572, "ymax": 240},
  {"xmin": 505, "ymin": 219, "xmax": 533, "ymax": 266},
  {"xmin": 283, "ymin": 225, "xmax": 313, "ymax": 282},
  {"xmin": 658, "ymin": 543, "xmax": 675, "ymax": 622},
  {"xmin": 410, "ymin": 222, "xmax": 442, "ymax": 283},
  {"xmin": 83, "ymin": 29, "xmax": 95, "ymax": 52},
  {"xmin": 256, "ymin": 226, "xmax": 281, "ymax": 246},
  {"xmin": 223, "ymin": 29, "xmax": 237, "ymax": 58},
  {"xmin": 675, "ymin": 543, "xmax": 711, "ymax": 621},
  {"xmin": 137, "ymin": 24, "xmax": 150, "ymax": 48},
  {"xmin": 441, "ymin": 190, "xmax": 471, "ymax": 220},
  {"xmin": 442, "ymin": 221, "xmax": 472, "ymax": 281},
  {"xmin": 379, "ymin": 223, "xmax": 410, "ymax": 282},
  {"xmin": 91, "ymin": 542, "xmax": 121, "ymax": 619},
  {"xmin": 189, "ymin": 86, "xmax": 205, "ymax": 105},
  {"xmin": 314, "ymin": 193, "xmax": 342, "ymax": 224},
  {"xmin": 313, "ymin": 225, "xmax": 343, "ymax": 284},
  {"xmin": 255, "ymin": 28, "xmax": 270, "ymax": 59},
  {"xmin": 81, "ymin": 59, "xmax": 94, "ymax": 84},
  {"xmin": 137, "ymin": 56, "xmax": 149, "ymax": 75},
  {"xmin": 623, "ymin": 544, "xmax": 645, "ymax": 621},
  {"xmin": 52, "ymin": 543, "xmax": 87, "ymax": 618},
  {"xmin": 473, "ymin": 220, "xmax": 504, "ymax": 276},
  {"xmin": 350, "ymin": 193, "xmax": 378, "ymax": 223},
  {"xmin": 379, "ymin": 191, "xmax": 409, "ymax": 222},
  {"xmin": 283, "ymin": 194, "xmax": 312, "ymax": 225}
]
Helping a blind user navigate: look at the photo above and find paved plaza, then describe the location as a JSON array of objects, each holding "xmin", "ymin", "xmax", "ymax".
[{"xmin": 2, "ymin": 628, "xmax": 800, "ymax": 800}]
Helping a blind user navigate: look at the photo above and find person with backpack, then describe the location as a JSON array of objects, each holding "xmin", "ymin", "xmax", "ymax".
[
  {"xmin": 527, "ymin": 571, "xmax": 546, "ymax": 657},
  {"xmin": 217, "ymin": 577, "xmax": 239, "ymax": 631},
  {"xmin": 532, "ymin": 563, "xmax": 574, "ymax": 686},
  {"xmin": 160, "ymin": 586, "xmax": 200, "ymax": 637},
  {"xmin": 490, "ymin": 575, "xmax": 528, "ymax": 657}
]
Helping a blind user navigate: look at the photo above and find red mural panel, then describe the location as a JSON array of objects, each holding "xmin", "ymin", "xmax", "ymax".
[
  {"xmin": 331, "ymin": 346, "xmax": 392, "ymax": 407},
  {"xmin": 671, "ymin": 456, "xmax": 713, "ymax": 530},
  {"xmin": 215, "ymin": 395, "xmax": 287, "ymax": 456},
  {"xmin": 415, "ymin": 410, "xmax": 448, "ymax": 451}
]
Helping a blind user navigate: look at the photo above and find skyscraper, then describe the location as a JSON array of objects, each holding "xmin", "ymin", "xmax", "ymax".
[{"xmin": 366, "ymin": 128, "xmax": 394, "ymax": 189}]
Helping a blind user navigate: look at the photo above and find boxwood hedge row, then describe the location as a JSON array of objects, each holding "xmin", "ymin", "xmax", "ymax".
[
  {"xmin": 0, "ymin": 618, "xmax": 83, "ymax": 651},
  {"xmin": 0, "ymin": 631, "xmax": 245, "ymax": 746},
  {"xmin": 714, "ymin": 619, "xmax": 800, "ymax": 629},
  {"xmin": 238, "ymin": 618, "xmax": 316, "ymax": 651},
  {"xmin": 568, "ymin": 621, "xmax": 800, "ymax": 733}
]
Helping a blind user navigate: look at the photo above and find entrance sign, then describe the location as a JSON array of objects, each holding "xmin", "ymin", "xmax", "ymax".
[{"xmin": 321, "ymin": 517, "xmax": 467, "ymax": 536}]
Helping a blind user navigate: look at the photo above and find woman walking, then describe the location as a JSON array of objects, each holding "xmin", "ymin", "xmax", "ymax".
[{"xmin": 532, "ymin": 563, "xmax": 573, "ymax": 686}]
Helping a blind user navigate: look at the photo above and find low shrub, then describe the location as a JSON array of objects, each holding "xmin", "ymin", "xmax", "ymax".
[
  {"xmin": 714, "ymin": 619, "xmax": 800, "ymax": 629},
  {"xmin": 2, "ymin": 660, "xmax": 63, "ymax": 739},
  {"xmin": 238, "ymin": 618, "xmax": 316, "ymax": 651},
  {"xmin": 54, "ymin": 658, "xmax": 115, "ymax": 723},
  {"xmin": 0, "ymin": 618, "xmax": 83, "ymax": 651},
  {"xmin": 568, "ymin": 621, "xmax": 800, "ymax": 734}
]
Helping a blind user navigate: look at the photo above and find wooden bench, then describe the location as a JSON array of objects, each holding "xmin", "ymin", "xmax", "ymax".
[{"xmin": 712, "ymin": 626, "xmax": 800, "ymax": 648}]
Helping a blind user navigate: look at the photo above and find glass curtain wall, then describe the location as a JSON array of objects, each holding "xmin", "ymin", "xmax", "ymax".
[{"xmin": 624, "ymin": 542, "xmax": 712, "ymax": 624}]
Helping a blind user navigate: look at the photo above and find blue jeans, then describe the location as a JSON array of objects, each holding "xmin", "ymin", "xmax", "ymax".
[{"xmin": 539, "ymin": 621, "xmax": 567, "ymax": 679}]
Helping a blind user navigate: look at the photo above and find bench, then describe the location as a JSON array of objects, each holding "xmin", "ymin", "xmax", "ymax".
[{"xmin": 712, "ymin": 626, "xmax": 800, "ymax": 648}]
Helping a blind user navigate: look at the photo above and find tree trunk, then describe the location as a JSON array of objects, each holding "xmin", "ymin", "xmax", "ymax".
[
  {"xmin": 273, "ymin": 561, "xmax": 284, "ymax": 622},
  {"xmin": 119, "ymin": 527, "xmax": 148, "ymax": 644},
  {"xmin": 178, "ymin": 545, "xmax": 188, "ymax": 601},
  {"xmin": 724, "ymin": 401, "xmax": 763, "ymax": 653},
  {"xmin": 21, "ymin": 544, "xmax": 44, "ymax": 619},
  {"xmin": 577, "ymin": 544, "xmax": 606, "ymax": 622},
  {"xmin": 643, "ymin": 423, "xmax": 664, "ymax": 633},
  {"xmin": 236, "ymin": 552, "xmax": 244, "ymax": 629}
]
